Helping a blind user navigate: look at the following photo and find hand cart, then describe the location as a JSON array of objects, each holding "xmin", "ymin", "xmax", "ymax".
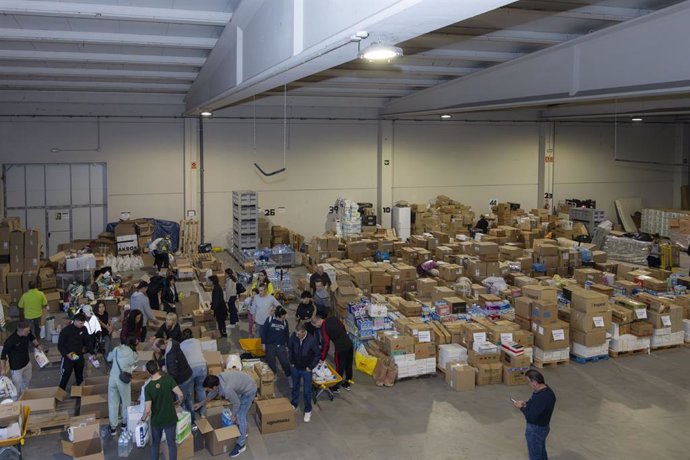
[
  {"xmin": 0, "ymin": 406, "xmax": 30, "ymax": 459},
  {"xmin": 312, "ymin": 361, "xmax": 343, "ymax": 402},
  {"xmin": 239, "ymin": 338, "xmax": 265, "ymax": 358}
]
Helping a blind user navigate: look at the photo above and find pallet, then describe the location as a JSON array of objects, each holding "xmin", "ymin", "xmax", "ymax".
[
  {"xmin": 651, "ymin": 343, "xmax": 684, "ymax": 352},
  {"xmin": 533, "ymin": 359, "xmax": 570, "ymax": 369},
  {"xmin": 27, "ymin": 410, "xmax": 70, "ymax": 437},
  {"xmin": 570, "ymin": 353, "xmax": 609, "ymax": 364},
  {"xmin": 609, "ymin": 348, "xmax": 650, "ymax": 358},
  {"xmin": 396, "ymin": 372, "xmax": 437, "ymax": 382},
  {"xmin": 179, "ymin": 219, "xmax": 200, "ymax": 255}
]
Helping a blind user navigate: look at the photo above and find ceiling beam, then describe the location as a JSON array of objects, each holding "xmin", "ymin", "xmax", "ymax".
[
  {"xmin": 185, "ymin": 0, "xmax": 516, "ymax": 114},
  {"xmin": 499, "ymin": 5, "xmax": 654, "ymax": 22},
  {"xmin": 422, "ymin": 29, "xmax": 580, "ymax": 45},
  {"xmin": 405, "ymin": 48, "xmax": 525, "ymax": 62},
  {"xmin": 388, "ymin": 64, "xmax": 481, "ymax": 76},
  {"xmin": 0, "ymin": 66, "xmax": 197, "ymax": 81},
  {"xmin": 0, "ymin": 79, "xmax": 190, "ymax": 92},
  {"xmin": 298, "ymin": 76, "xmax": 443, "ymax": 87},
  {"xmin": 0, "ymin": 28, "xmax": 217, "ymax": 49},
  {"xmin": 383, "ymin": 2, "xmax": 690, "ymax": 117},
  {"xmin": 0, "ymin": 0, "xmax": 232, "ymax": 26},
  {"xmin": 270, "ymin": 86, "xmax": 411, "ymax": 97},
  {"xmin": 0, "ymin": 50, "xmax": 205, "ymax": 66}
]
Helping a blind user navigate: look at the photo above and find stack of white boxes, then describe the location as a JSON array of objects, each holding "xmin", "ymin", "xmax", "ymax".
[
  {"xmin": 438, "ymin": 343, "xmax": 468, "ymax": 370},
  {"xmin": 392, "ymin": 205, "xmax": 411, "ymax": 242}
]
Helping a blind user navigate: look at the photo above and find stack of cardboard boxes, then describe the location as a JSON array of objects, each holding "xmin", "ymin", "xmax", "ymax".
[
  {"xmin": 520, "ymin": 286, "xmax": 570, "ymax": 365},
  {"xmin": 568, "ymin": 289, "xmax": 611, "ymax": 359}
]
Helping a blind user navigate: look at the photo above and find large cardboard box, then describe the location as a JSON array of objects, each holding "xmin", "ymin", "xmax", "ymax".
[
  {"xmin": 647, "ymin": 307, "xmax": 683, "ymax": 332},
  {"xmin": 501, "ymin": 351, "xmax": 531, "ymax": 368},
  {"xmin": 514, "ymin": 296, "xmax": 532, "ymax": 319},
  {"xmin": 531, "ymin": 301, "xmax": 558, "ymax": 324},
  {"xmin": 571, "ymin": 290, "xmax": 609, "ymax": 313},
  {"xmin": 0, "ymin": 402, "xmax": 21, "ymax": 426},
  {"xmin": 503, "ymin": 365, "xmax": 529, "ymax": 386},
  {"xmin": 79, "ymin": 394, "xmax": 109, "ymax": 419},
  {"xmin": 533, "ymin": 320, "xmax": 570, "ymax": 351},
  {"xmin": 0, "ymin": 227, "xmax": 9, "ymax": 256},
  {"xmin": 255, "ymin": 398, "xmax": 295, "ymax": 434},
  {"xmin": 197, "ymin": 407, "xmax": 241, "ymax": 456},
  {"xmin": 569, "ymin": 310, "xmax": 612, "ymax": 333},
  {"xmin": 24, "ymin": 229, "xmax": 40, "ymax": 259},
  {"xmin": 20, "ymin": 387, "xmax": 58, "ymax": 413},
  {"xmin": 475, "ymin": 362, "xmax": 503, "ymax": 385},
  {"xmin": 522, "ymin": 285, "xmax": 557, "ymax": 303},
  {"xmin": 570, "ymin": 328, "xmax": 607, "ymax": 347},
  {"xmin": 446, "ymin": 363, "xmax": 475, "ymax": 391},
  {"xmin": 382, "ymin": 333, "xmax": 414, "ymax": 355},
  {"xmin": 61, "ymin": 422, "xmax": 104, "ymax": 460},
  {"xmin": 468, "ymin": 349, "xmax": 500, "ymax": 366}
]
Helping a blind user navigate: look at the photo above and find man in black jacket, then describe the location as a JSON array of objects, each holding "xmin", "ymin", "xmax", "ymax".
[
  {"xmin": 153, "ymin": 338, "xmax": 195, "ymax": 420},
  {"xmin": 58, "ymin": 313, "xmax": 96, "ymax": 391},
  {"xmin": 289, "ymin": 322, "xmax": 320, "ymax": 422},
  {"xmin": 513, "ymin": 369, "xmax": 557, "ymax": 460},
  {"xmin": 1, "ymin": 321, "xmax": 43, "ymax": 395},
  {"xmin": 312, "ymin": 312, "xmax": 353, "ymax": 392}
]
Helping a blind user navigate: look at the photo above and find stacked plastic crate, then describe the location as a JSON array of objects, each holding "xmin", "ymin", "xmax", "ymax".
[{"xmin": 232, "ymin": 190, "xmax": 258, "ymax": 263}]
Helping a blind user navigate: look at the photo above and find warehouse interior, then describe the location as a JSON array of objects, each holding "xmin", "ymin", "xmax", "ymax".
[{"xmin": 1, "ymin": 0, "xmax": 690, "ymax": 459}]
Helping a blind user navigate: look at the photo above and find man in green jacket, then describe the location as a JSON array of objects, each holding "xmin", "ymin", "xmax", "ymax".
[{"xmin": 18, "ymin": 282, "xmax": 47, "ymax": 340}]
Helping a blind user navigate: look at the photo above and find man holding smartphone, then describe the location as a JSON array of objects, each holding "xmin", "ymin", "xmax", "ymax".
[{"xmin": 513, "ymin": 369, "xmax": 556, "ymax": 460}]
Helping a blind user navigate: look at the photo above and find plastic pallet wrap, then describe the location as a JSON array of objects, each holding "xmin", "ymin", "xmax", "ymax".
[{"xmin": 601, "ymin": 235, "xmax": 651, "ymax": 265}]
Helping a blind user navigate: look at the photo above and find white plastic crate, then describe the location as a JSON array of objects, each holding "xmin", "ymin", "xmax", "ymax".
[
  {"xmin": 609, "ymin": 334, "xmax": 651, "ymax": 352},
  {"xmin": 232, "ymin": 204, "xmax": 258, "ymax": 219},
  {"xmin": 534, "ymin": 346, "xmax": 570, "ymax": 362},
  {"xmin": 651, "ymin": 331, "xmax": 684, "ymax": 348},
  {"xmin": 571, "ymin": 342, "xmax": 609, "ymax": 358},
  {"xmin": 437, "ymin": 344, "xmax": 468, "ymax": 370}
]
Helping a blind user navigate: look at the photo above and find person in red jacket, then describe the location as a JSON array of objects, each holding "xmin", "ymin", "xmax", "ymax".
[{"xmin": 311, "ymin": 312, "xmax": 353, "ymax": 392}]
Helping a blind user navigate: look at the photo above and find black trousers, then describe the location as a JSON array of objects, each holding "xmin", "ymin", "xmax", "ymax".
[
  {"xmin": 59, "ymin": 356, "xmax": 85, "ymax": 390},
  {"xmin": 216, "ymin": 316, "xmax": 227, "ymax": 336},
  {"xmin": 334, "ymin": 347, "xmax": 354, "ymax": 383},
  {"xmin": 153, "ymin": 251, "xmax": 169, "ymax": 271},
  {"xmin": 227, "ymin": 296, "xmax": 239, "ymax": 325}
]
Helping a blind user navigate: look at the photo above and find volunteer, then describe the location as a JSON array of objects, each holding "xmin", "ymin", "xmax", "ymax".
[
  {"xmin": 0, "ymin": 321, "xmax": 43, "ymax": 396},
  {"xmin": 250, "ymin": 270, "xmax": 274, "ymax": 294},
  {"xmin": 312, "ymin": 312, "xmax": 353, "ymax": 392},
  {"xmin": 58, "ymin": 313, "xmax": 96, "ymax": 391},
  {"xmin": 79, "ymin": 305, "xmax": 103, "ymax": 353},
  {"xmin": 120, "ymin": 310, "xmax": 144, "ymax": 345},
  {"xmin": 312, "ymin": 280, "xmax": 331, "ymax": 317},
  {"xmin": 251, "ymin": 283, "xmax": 281, "ymax": 339},
  {"xmin": 149, "ymin": 234, "xmax": 172, "ymax": 272},
  {"xmin": 261, "ymin": 305, "xmax": 291, "ymax": 384},
  {"xmin": 224, "ymin": 269, "xmax": 240, "ymax": 329},
  {"xmin": 153, "ymin": 338, "xmax": 194, "ymax": 420},
  {"xmin": 473, "ymin": 214, "xmax": 490, "ymax": 236},
  {"xmin": 309, "ymin": 264, "xmax": 332, "ymax": 293},
  {"xmin": 196, "ymin": 371, "xmax": 257, "ymax": 458},
  {"xmin": 209, "ymin": 275, "xmax": 228, "ymax": 338},
  {"xmin": 130, "ymin": 281, "xmax": 158, "ymax": 341},
  {"xmin": 106, "ymin": 336, "xmax": 138, "ymax": 436},
  {"xmin": 647, "ymin": 234, "xmax": 661, "ymax": 268},
  {"xmin": 180, "ymin": 329, "xmax": 207, "ymax": 418},
  {"xmin": 161, "ymin": 275, "xmax": 179, "ymax": 313},
  {"xmin": 295, "ymin": 291, "xmax": 315, "ymax": 324},
  {"xmin": 146, "ymin": 275, "xmax": 165, "ymax": 311},
  {"xmin": 142, "ymin": 359, "xmax": 183, "ymax": 460},
  {"xmin": 94, "ymin": 302, "xmax": 114, "ymax": 359},
  {"xmin": 155, "ymin": 312, "xmax": 182, "ymax": 342},
  {"xmin": 18, "ymin": 281, "xmax": 47, "ymax": 340},
  {"xmin": 513, "ymin": 369, "xmax": 557, "ymax": 460},
  {"xmin": 288, "ymin": 322, "xmax": 320, "ymax": 423}
]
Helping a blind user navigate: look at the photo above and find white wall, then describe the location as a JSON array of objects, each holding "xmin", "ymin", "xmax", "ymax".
[
  {"xmin": 392, "ymin": 122, "xmax": 541, "ymax": 215},
  {"xmin": 0, "ymin": 118, "xmax": 186, "ymax": 225},
  {"xmin": 552, "ymin": 123, "xmax": 677, "ymax": 221}
]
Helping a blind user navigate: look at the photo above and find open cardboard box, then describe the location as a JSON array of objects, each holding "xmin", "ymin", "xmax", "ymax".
[
  {"xmin": 196, "ymin": 406, "xmax": 240, "ymax": 456},
  {"xmin": 20, "ymin": 387, "xmax": 59, "ymax": 412},
  {"xmin": 79, "ymin": 394, "xmax": 109, "ymax": 419},
  {"xmin": 71, "ymin": 375, "xmax": 110, "ymax": 397},
  {"xmin": 61, "ymin": 422, "xmax": 104, "ymax": 460}
]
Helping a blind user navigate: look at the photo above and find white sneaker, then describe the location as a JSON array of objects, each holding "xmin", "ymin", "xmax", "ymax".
[{"xmin": 303, "ymin": 412, "xmax": 311, "ymax": 423}]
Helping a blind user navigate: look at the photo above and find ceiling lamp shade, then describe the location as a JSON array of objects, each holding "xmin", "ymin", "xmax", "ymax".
[{"xmin": 360, "ymin": 43, "xmax": 403, "ymax": 61}]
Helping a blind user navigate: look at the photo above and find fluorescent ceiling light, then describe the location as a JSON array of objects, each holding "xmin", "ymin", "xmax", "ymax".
[
  {"xmin": 440, "ymin": 114, "xmax": 452, "ymax": 119},
  {"xmin": 361, "ymin": 43, "xmax": 403, "ymax": 61},
  {"xmin": 631, "ymin": 117, "xmax": 643, "ymax": 122},
  {"xmin": 200, "ymin": 111, "xmax": 213, "ymax": 117}
]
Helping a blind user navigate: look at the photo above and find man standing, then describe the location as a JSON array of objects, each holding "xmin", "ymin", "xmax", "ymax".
[
  {"xmin": 312, "ymin": 280, "xmax": 331, "ymax": 318},
  {"xmin": 513, "ymin": 369, "xmax": 557, "ymax": 460},
  {"xmin": 150, "ymin": 234, "xmax": 172, "ymax": 273},
  {"xmin": 312, "ymin": 313, "xmax": 353, "ymax": 392},
  {"xmin": 251, "ymin": 284, "xmax": 281, "ymax": 339},
  {"xmin": 18, "ymin": 281, "xmax": 47, "ymax": 340},
  {"xmin": 0, "ymin": 321, "xmax": 43, "ymax": 395},
  {"xmin": 142, "ymin": 359, "xmax": 184, "ymax": 460},
  {"xmin": 58, "ymin": 313, "xmax": 95, "ymax": 391},
  {"xmin": 309, "ymin": 265, "xmax": 332, "ymax": 293},
  {"xmin": 196, "ymin": 371, "xmax": 257, "ymax": 458},
  {"xmin": 288, "ymin": 322, "xmax": 320, "ymax": 422},
  {"xmin": 153, "ymin": 338, "xmax": 194, "ymax": 420},
  {"xmin": 130, "ymin": 281, "xmax": 158, "ymax": 341}
]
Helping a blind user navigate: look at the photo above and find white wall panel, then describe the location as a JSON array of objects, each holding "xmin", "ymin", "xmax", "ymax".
[
  {"xmin": 71, "ymin": 164, "xmax": 91, "ymax": 205},
  {"xmin": 26, "ymin": 165, "xmax": 45, "ymax": 207}
]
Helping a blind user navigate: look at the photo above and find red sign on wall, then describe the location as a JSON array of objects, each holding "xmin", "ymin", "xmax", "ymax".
[{"xmin": 191, "ymin": 162, "xmax": 198, "ymax": 169}]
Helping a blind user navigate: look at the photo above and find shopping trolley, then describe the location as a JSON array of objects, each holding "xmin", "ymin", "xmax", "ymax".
[
  {"xmin": 312, "ymin": 361, "xmax": 343, "ymax": 403},
  {"xmin": 0, "ymin": 406, "xmax": 30, "ymax": 459},
  {"xmin": 239, "ymin": 338, "xmax": 265, "ymax": 358}
]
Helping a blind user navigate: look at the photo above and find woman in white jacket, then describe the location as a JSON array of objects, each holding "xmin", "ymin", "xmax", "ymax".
[{"xmin": 106, "ymin": 336, "xmax": 139, "ymax": 436}]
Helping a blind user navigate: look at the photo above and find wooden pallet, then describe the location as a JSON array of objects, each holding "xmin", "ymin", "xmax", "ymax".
[
  {"xmin": 570, "ymin": 354, "xmax": 609, "ymax": 364},
  {"xmin": 533, "ymin": 359, "xmax": 570, "ymax": 369},
  {"xmin": 27, "ymin": 410, "xmax": 70, "ymax": 437},
  {"xmin": 651, "ymin": 343, "xmax": 684, "ymax": 352},
  {"xmin": 609, "ymin": 348, "xmax": 650, "ymax": 358},
  {"xmin": 179, "ymin": 219, "xmax": 200, "ymax": 255},
  {"xmin": 396, "ymin": 373, "xmax": 437, "ymax": 382}
]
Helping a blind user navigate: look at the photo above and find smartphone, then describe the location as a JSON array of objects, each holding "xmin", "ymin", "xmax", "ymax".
[{"xmin": 510, "ymin": 397, "xmax": 517, "ymax": 404}]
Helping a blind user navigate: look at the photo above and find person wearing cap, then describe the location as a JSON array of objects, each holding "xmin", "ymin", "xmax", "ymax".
[{"xmin": 130, "ymin": 281, "xmax": 157, "ymax": 341}]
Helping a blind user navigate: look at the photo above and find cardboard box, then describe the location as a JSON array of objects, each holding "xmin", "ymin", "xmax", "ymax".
[
  {"xmin": 61, "ymin": 422, "xmax": 104, "ymax": 460},
  {"xmin": 571, "ymin": 290, "xmax": 609, "ymax": 313},
  {"xmin": 569, "ymin": 310, "xmax": 612, "ymax": 332},
  {"xmin": 414, "ymin": 341, "xmax": 436, "ymax": 359},
  {"xmin": 0, "ymin": 402, "xmax": 21, "ymax": 426},
  {"xmin": 24, "ymin": 229, "xmax": 40, "ymax": 259},
  {"xmin": 570, "ymin": 328, "xmax": 607, "ymax": 347},
  {"xmin": 522, "ymin": 285, "xmax": 557, "ymax": 303},
  {"xmin": 79, "ymin": 394, "xmax": 109, "ymax": 419},
  {"xmin": 531, "ymin": 301, "xmax": 558, "ymax": 324},
  {"xmin": 468, "ymin": 349, "xmax": 500, "ymax": 366},
  {"xmin": 20, "ymin": 387, "xmax": 57, "ymax": 413},
  {"xmin": 197, "ymin": 407, "xmax": 241, "ymax": 456},
  {"xmin": 447, "ymin": 363, "xmax": 476, "ymax": 391},
  {"xmin": 533, "ymin": 320, "xmax": 570, "ymax": 351},
  {"xmin": 514, "ymin": 297, "xmax": 532, "ymax": 319},
  {"xmin": 501, "ymin": 351, "xmax": 531, "ymax": 368},
  {"xmin": 503, "ymin": 365, "xmax": 529, "ymax": 386},
  {"xmin": 475, "ymin": 362, "xmax": 503, "ymax": 385},
  {"xmin": 255, "ymin": 398, "xmax": 295, "ymax": 434},
  {"xmin": 382, "ymin": 333, "xmax": 414, "ymax": 355}
]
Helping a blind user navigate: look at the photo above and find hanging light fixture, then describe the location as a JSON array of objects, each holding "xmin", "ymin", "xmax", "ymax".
[
  {"xmin": 360, "ymin": 43, "xmax": 403, "ymax": 62},
  {"xmin": 200, "ymin": 111, "xmax": 213, "ymax": 117}
]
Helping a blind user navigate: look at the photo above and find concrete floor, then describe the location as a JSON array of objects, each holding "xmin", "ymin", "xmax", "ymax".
[{"xmin": 22, "ymin": 253, "xmax": 690, "ymax": 460}]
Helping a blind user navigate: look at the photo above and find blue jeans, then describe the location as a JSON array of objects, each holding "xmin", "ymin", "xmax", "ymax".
[
  {"xmin": 526, "ymin": 423, "xmax": 550, "ymax": 460},
  {"xmin": 237, "ymin": 390, "xmax": 256, "ymax": 447},
  {"xmin": 177, "ymin": 376, "xmax": 195, "ymax": 421},
  {"xmin": 191, "ymin": 366, "xmax": 208, "ymax": 416},
  {"xmin": 290, "ymin": 368, "xmax": 313, "ymax": 413},
  {"xmin": 151, "ymin": 424, "xmax": 176, "ymax": 460}
]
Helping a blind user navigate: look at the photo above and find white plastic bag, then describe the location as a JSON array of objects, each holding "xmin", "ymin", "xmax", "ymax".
[
  {"xmin": 34, "ymin": 349, "xmax": 49, "ymax": 368},
  {"xmin": 134, "ymin": 421, "xmax": 149, "ymax": 447},
  {"xmin": 0, "ymin": 377, "xmax": 18, "ymax": 401}
]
